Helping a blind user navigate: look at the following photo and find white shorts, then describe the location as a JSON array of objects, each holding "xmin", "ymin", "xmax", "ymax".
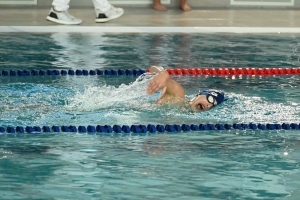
[{"xmin": 52, "ymin": 0, "xmax": 111, "ymax": 12}]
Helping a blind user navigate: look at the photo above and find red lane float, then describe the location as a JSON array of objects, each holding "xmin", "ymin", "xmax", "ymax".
[
  {"xmin": 195, "ymin": 68, "xmax": 202, "ymax": 74},
  {"xmin": 147, "ymin": 67, "xmax": 300, "ymax": 76},
  {"xmin": 167, "ymin": 69, "xmax": 175, "ymax": 75},
  {"xmin": 181, "ymin": 68, "xmax": 189, "ymax": 75},
  {"xmin": 156, "ymin": 67, "xmax": 300, "ymax": 76},
  {"xmin": 188, "ymin": 68, "xmax": 196, "ymax": 75}
]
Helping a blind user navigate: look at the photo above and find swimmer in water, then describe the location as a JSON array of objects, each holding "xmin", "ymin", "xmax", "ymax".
[{"xmin": 146, "ymin": 66, "xmax": 225, "ymax": 111}]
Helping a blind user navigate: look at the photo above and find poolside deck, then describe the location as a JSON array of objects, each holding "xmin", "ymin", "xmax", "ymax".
[{"xmin": 0, "ymin": 6, "xmax": 300, "ymax": 29}]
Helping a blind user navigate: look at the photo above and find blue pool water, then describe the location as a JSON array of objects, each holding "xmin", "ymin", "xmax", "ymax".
[{"xmin": 0, "ymin": 33, "xmax": 300, "ymax": 199}]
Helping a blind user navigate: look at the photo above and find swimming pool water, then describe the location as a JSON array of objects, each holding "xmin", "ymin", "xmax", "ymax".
[
  {"xmin": 0, "ymin": 74, "xmax": 299, "ymax": 126},
  {"xmin": 0, "ymin": 33, "xmax": 300, "ymax": 199}
]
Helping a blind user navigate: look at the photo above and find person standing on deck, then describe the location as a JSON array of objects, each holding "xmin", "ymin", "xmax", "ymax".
[
  {"xmin": 153, "ymin": 0, "xmax": 191, "ymax": 11},
  {"xmin": 47, "ymin": 0, "xmax": 124, "ymax": 25}
]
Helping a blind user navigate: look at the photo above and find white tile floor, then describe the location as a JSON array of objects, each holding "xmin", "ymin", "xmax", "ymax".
[{"xmin": 0, "ymin": 7, "xmax": 300, "ymax": 29}]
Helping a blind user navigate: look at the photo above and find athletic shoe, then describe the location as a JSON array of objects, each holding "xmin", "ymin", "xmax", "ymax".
[
  {"xmin": 95, "ymin": 6, "xmax": 124, "ymax": 23},
  {"xmin": 46, "ymin": 7, "xmax": 82, "ymax": 25}
]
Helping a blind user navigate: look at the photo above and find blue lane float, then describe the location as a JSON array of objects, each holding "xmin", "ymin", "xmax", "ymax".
[
  {"xmin": 0, "ymin": 123, "xmax": 299, "ymax": 134},
  {"xmin": 0, "ymin": 69, "xmax": 147, "ymax": 77}
]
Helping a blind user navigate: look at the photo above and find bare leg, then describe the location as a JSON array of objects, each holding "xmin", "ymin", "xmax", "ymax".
[
  {"xmin": 179, "ymin": 0, "xmax": 191, "ymax": 11},
  {"xmin": 153, "ymin": 0, "xmax": 167, "ymax": 11}
]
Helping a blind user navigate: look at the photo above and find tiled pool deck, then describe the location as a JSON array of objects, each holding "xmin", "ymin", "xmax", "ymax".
[{"xmin": 0, "ymin": 6, "xmax": 300, "ymax": 32}]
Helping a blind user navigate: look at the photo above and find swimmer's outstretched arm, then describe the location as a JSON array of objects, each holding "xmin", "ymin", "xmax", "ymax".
[{"xmin": 146, "ymin": 66, "xmax": 185, "ymax": 99}]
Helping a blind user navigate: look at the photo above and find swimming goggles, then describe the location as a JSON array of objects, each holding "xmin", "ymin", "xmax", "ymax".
[
  {"xmin": 206, "ymin": 93, "xmax": 216, "ymax": 105},
  {"xmin": 197, "ymin": 90, "xmax": 225, "ymax": 106}
]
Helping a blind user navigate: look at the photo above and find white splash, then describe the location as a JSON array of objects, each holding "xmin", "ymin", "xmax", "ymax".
[{"xmin": 65, "ymin": 73, "xmax": 157, "ymax": 112}]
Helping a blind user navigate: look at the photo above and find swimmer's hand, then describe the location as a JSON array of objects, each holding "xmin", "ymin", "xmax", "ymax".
[
  {"xmin": 149, "ymin": 66, "xmax": 165, "ymax": 73},
  {"xmin": 147, "ymin": 71, "xmax": 169, "ymax": 95},
  {"xmin": 147, "ymin": 66, "xmax": 185, "ymax": 99}
]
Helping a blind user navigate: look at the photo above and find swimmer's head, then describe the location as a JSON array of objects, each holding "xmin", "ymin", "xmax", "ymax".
[{"xmin": 189, "ymin": 90, "xmax": 225, "ymax": 111}]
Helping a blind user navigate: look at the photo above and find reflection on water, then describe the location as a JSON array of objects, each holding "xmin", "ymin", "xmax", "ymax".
[{"xmin": 1, "ymin": 33, "xmax": 300, "ymax": 70}]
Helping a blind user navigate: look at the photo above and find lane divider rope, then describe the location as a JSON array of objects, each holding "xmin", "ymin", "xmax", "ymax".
[
  {"xmin": 164, "ymin": 67, "xmax": 300, "ymax": 76},
  {"xmin": 1, "ymin": 69, "xmax": 146, "ymax": 76},
  {"xmin": 0, "ymin": 67, "xmax": 300, "ymax": 77},
  {"xmin": 0, "ymin": 123, "xmax": 299, "ymax": 134}
]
